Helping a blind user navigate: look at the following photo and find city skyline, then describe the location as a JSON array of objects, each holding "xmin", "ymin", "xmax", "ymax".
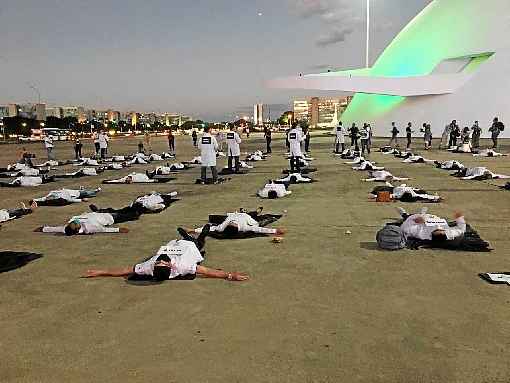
[{"xmin": 0, "ymin": 0, "xmax": 430, "ymax": 121}]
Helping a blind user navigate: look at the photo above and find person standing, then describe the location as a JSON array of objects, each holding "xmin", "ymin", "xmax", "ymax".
[
  {"xmin": 303, "ymin": 126, "xmax": 311, "ymax": 153},
  {"xmin": 192, "ymin": 130, "xmax": 198, "ymax": 147},
  {"xmin": 425, "ymin": 124, "xmax": 433, "ymax": 149},
  {"xmin": 198, "ymin": 126, "xmax": 219, "ymax": 184},
  {"xmin": 489, "ymin": 117, "xmax": 504, "ymax": 149},
  {"xmin": 406, "ymin": 123, "xmax": 414, "ymax": 149},
  {"xmin": 448, "ymin": 120, "xmax": 460, "ymax": 148},
  {"xmin": 334, "ymin": 121, "xmax": 346, "ymax": 153},
  {"xmin": 439, "ymin": 123, "xmax": 451, "ymax": 149},
  {"xmin": 167, "ymin": 129, "xmax": 175, "ymax": 154},
  {"xmin": 98, "ymin": 130, "xmax": 108, "ymax": 159},
  {"xmin": 264, "ymin": 127, "xmax": 272, "ymax": 154},
  {"xmin": 44, "ymin": 134, "xmax": 55, "ymax": 160},
  {"xmin": 245, "ymin": 127, "xmax": 250, "ymax": 138},
  {"xmin": 74, "ymin": 138, "xmax": 83, "ymax": 159},
  {"xmin": 226, "ymin": 126, "xmax": 242, "ymax": 173},
  {"xmin": 471, "ymin": 121, "xmax": 482, "ymax": 149},
  {"xmin": 92, "ymin": 131, "xmax": 100, "ymax": 156},
  {"xmin": 144, "ymin": 132, "xmax": 152, "ymax": 153},
  {"xmin": 360, "ymin": 124, "xmax": 370, "ymax": 155},
  {"xmin": 288, "ymin": 122, "xmax": 305, "ymax": 172},
  {"xmin": 349, "ymin": 123, "xmax": 359, "ymax": 151},
  {"xmin": 366, "ymin": 123, "xmax": 373, "ymax": 152},
  {"xmin": 389, "ymin": 122, "xmax": 399, "ymax": 147}
]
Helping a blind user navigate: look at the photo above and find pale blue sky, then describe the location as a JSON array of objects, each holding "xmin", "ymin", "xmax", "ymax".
[{"xmin": 0, "ymin": 0, "xmax": 430, "ymax": 120}]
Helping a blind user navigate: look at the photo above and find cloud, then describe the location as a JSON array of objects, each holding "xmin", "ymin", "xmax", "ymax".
[{"xmin": 288, "ymin": 0, "xmax": 362, "ymax": 47}]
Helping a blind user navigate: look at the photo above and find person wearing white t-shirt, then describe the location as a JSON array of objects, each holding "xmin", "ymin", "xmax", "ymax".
[
  {"xmin": 103, "ymin": 172, "xmax": 157, "ymax": 184},
  {"xmin": 187, "ymin": 211, "xmax": 285, "ymax": 238},
  {"xmin": 32, "ymin": 188, "xmax": 101, "ymax": 206},
  {"xmin": 0, "ymin": 202, "xmax": 37, "ymax": 227},
  {"xmin": 258, "ymin": 182, "xmax": 292, "ymax": 199},
  {"xmin": 89, "ymin": 191, "xmax": 178, "ymax": 214},
  {"xmin": 0, "ymin": 175, "xmax": 56, "ymax": 187},
  {"xmin": 44, "ymin": 135, "xmax": 55, "ymax": 160},
  {"xmin": 35, "ymin": 211, "xmax": 139, "ymax": 236},
  {"xmin": 363, "ymin": 170, "xmax": 410, "ymax": 182},
  {"xmin": 98, "ymin": 131, "xmax": 109, "ymax": 159},
  {"xmin": 82, "ymin": 230, "xmax": 248, "ymax": 282}
]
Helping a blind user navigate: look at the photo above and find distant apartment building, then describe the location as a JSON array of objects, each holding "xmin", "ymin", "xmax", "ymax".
[
  {"xmin": 46, "ymin": 107, "xmax": 63, "ymax": 119},
  {"xmin": 0, "ymin": 105, "xmax": 9, "ymax": 119},
  {"xmin": 293, "ymin": 97, "xmax": 352, "ymax": 128},
  {"xmin": 8, "ymin": 104, "xmax": 19, "ymax": 117},
  {"xmin": 253, "ymin": 104, "xmax": 264, "ymax": 126},
  {"xmin": 180, "ymin": 116, "xmax": 193, "ymax": 125},
  {"xmin": 107, "ymin": 110, "xmax": 121, "ymax": 123},
  {"xmin": 18, "ymin": 103, "xmax": 46, "ymax": 121}
]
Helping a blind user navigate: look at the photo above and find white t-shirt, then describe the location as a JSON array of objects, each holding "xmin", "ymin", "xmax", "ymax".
[
  {"xmin": 134, "ymin": 240, "xmax": 203, "ymax": 279},
  {"xmin": 401, "ymin": 214, "xmax": 466, "ymax": 241},
  {"xmin": 41, "ymin": 212, "xmax": 118, "ymax": 234},
  {"xmin": 258, "ymin": 183, "xmax": 291, "ymax": 198},
  {"xmin": 15, "ymin": 176, "xmax": 43, "ymax": 187},
  {"xmin": 0, "ymin": 209, "xmax": 12, "ymax": 223},
  {"xmin": 44, "ymin": 136, "xmax": 54, "ymax": 149}
]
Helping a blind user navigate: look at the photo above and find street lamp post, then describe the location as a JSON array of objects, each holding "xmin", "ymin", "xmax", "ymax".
[{"xmin": 366, "ymin": 0, "xmax": 370, "ymax": 68}]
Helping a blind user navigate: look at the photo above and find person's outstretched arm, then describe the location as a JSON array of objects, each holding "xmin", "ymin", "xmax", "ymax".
[
  {"xmin": 196, "ymin": 266, "xmax": 249, "ymax": 281},
  {"xmin": 82, "ymin": 267, "xmax": 133, "ymax": 278}
]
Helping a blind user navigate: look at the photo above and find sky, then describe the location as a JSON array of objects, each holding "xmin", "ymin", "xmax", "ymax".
[{"xmin": 0, "ymin": 0, "xmax": 431, "ymax": 121}]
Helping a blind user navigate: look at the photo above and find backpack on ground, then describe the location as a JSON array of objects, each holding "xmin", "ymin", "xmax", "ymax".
[{"xmin": 376, "ymin": 225, "xmax": 406, "ymax": 250}]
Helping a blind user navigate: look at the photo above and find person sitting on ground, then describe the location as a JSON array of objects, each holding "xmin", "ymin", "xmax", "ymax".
[
  {"xmin": 352, "ymin": 160, "xmax": 384, "ymax": 171},
  {"xmin": 32, "ymin": 188, "xmax": 101, "ymax": 206},
  {"xmin": 185, "ymin": 210, "xmax": 285, "ymax": 238},
  {"xmin": 472, "ymin": 149, "xmax": 506, "ymax": 157},
  {"xmin": 0, "ymin": 175, "xmax": 56, "ymax": 187},
  {"xmin": 434, "ymin": 160, "xmax": 465, "ymax": 170},
  {"xmin": 34, "ymin": 210, "xmax": 139, "ymax": 235},
  {"xmin": 363, "ymin": 170, "xmax": 410, "ymax": 182},
  {"xmin": 402, "ymin": 155, "xmax": 435, "ymax": 164},
  {"xmin": 257, "ymin": 182, "xmax": 292, "ymax": 199},
  {"xmin": 275, "ymin": 172, "xmax": 313, "ymax": 184},
  {"xmin": 369, "ymin": 183, "xmax": 442, "ymax": 203},
  {"xmin": 452, "ymin": 167, "xmax": 510, "ymax": 180},
  {"xmin": 0, "ymin": 202, "xmax": 37, "ymax": 224},
  {"xmin": 82, "ymin": 226, "xmax": 249, "ymax": 282},
  {"xmin": 89, "ymin": 191, "xmax": 178, "ymax": 214}
]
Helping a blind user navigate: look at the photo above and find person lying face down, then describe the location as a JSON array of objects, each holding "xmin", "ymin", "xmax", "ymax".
[
  {"xmin": 275, "ymin": 173, "xmax": 313, "ymax": 184},
  {"xmin": 370, "ymin": 183, "xmax": 441, "ymax": 202},
  {"xmin": 434, "ymin": 160, "xmax": 465, "ymax": 170},
  {"xmin": 186, "ymin": 211, "xmax": 285, "ymax": 237},
  {"xmin": 90, "ymin": 191, "xmax": 178, "ymax": 214},
  {"xmin": 31, "ymin": 188, "xmax": 101, "ymax": 206},
  {"xmin": 363, "ymin": 170, "xmax": 410, "ymax": 182},
  {"xmin": 258, "ymin": 182, "xmax": 292, "ymax": 199},
  {"xmin": 453, "ymin": 167, "xmax": 510, "ymax": 180},
  {"xmin": 0, "ymin": 175, "xmax": 56, "ymax": 187},
  {"xmin": 402, "ymin": 155, "xmax": 435, "ymax": 164},
  {"xmin": 83, "ymin": 226, "xmax": 249, "ymax": 282},
  {"xmin": 397, "ymin": 207, "xmax": 466, "ymax": 244},
  {"xmin": 352, "ymin": 160, "xmax": 384, "ymax": 171},
  {"xmin": 472, "ymin": 149, "xmax": 505, "ymax": 157},
  {"xmin": 34, "ymin": 210, "xmax": 139, "ymax": 235},
  {"xmin": 0, "ymin": 202, "xmax": 37, "ymax": 225}
]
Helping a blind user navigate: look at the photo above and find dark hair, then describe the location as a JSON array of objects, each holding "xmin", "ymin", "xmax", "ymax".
[
  {"xmin": 153, "ymin": 254, "xmax": 171, "ymax": 281},
  {"xmin": 431, "ymin": 231, "xmax": 448, "ymax": 244},
  {"xmin": 64, "ymin": 224, "xmax": 79, "ymax": 236},
  {"xmin": 267, "ymin": 190, "xmax": 278, "ymax": 199},
  {"xmin": 223, "ymin": 224, "xmax": 239, "ymax": 237},
  {"xmin": 204, "ymin": 125, "xmax": 210, "ymax": 132}
]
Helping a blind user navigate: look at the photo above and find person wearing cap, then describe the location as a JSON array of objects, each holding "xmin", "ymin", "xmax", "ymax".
[
  {"xmin": 82, "ymin": 226, "xmax": 249, "ymax": 282},
  {"xmin": 226, "ymin": 125, "xmax": 242, "ymax": 173},
  {"xmin": 198, "ymin": 126, "xmax": 219, "ymax": 184},
  {"xmin": 288, "ymin": 122, "xmax": 305, "ymax": 172}
]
